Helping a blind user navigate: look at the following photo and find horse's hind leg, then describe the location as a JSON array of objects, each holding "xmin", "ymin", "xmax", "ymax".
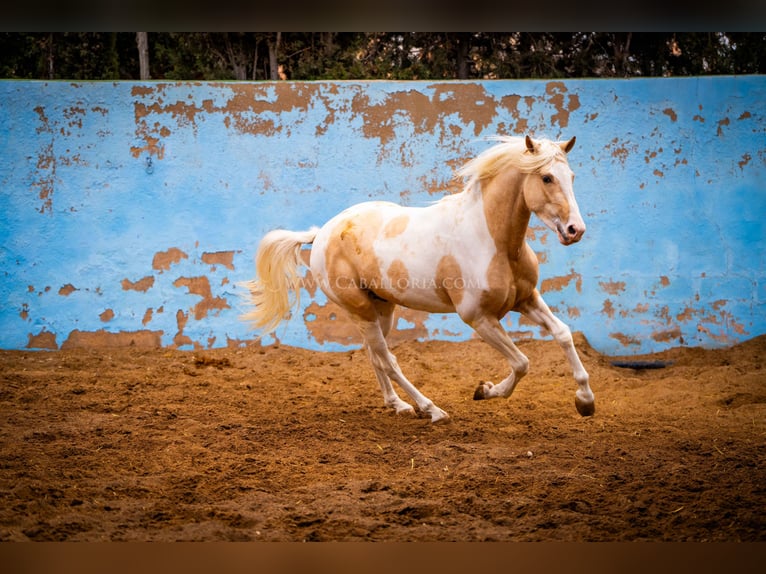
[
  {"xmin": 517, "ymin": 289, "xmax": 595, "ymax": 416},
  {"xmin": 366, "ymin": 301, "xmax": 416, "ymax": 416},
  {"xmin": 354, "ymin": 315, "xmax": 449, "ymax": 423}
]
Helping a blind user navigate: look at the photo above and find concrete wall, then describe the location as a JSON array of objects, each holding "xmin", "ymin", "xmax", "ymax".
[{"xmin": 1, "ymin": 78, "xmax": 764, "ymax": 355}]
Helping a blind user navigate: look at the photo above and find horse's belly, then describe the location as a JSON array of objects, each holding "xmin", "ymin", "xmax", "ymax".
[{"xmin": 374, "ymin": 279, "xmax": 457, "ymax": 314}]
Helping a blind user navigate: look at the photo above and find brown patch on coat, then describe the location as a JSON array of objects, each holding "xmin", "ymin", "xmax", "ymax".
[
  {"xmin": 322, "ymin": 211, "xmax": 384, "ymax": 322},
  {"xmin": 383, "ymin": 215, "xmax": 409, "ymax": 238},
  {"xmin": 480, "ymin": 168, "xmax": 530, "ymax": 258},
  {"xmin": 386, "ymin": 259, "xmax": 410, "ymax": 293},
  {"xmin": 434, "ymin": 254, "xmax": 464, "ymax": 309},
  {"xmin": 479, "ymin": 243, "xmax": 539, "ymax": 321}
]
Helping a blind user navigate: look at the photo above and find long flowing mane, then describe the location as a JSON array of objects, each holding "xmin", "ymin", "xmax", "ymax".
[{"xmin": 456, "ymin": 136, "xmax": 566, "ymax": 190}]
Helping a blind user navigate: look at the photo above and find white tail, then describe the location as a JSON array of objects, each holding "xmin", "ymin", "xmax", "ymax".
[{"xmin": 240, "ymin": 227, "xmax": 319, "ymax": 336}]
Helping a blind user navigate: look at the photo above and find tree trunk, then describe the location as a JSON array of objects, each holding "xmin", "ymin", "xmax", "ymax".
[
  {"xmin": 252, "ymin": 41, "xmax": 259, "ymax": 80},
  {"xmin": 136, "ymin": 32, "xmax": 150, "ymax": 80},
  {"xmin": 268, "ymin": 32, "xmax": 281, "ymax": 80},
  {"xmin": 223, "ymin": 33, "xmax": 247, "ymax": 80},
  {"xmin": 46, "ymin": 33, "xmax": 55, "ymax": 79},
  {"xmin": 456, "ymin": 33, "xmax": 470, "ymax": 79}
]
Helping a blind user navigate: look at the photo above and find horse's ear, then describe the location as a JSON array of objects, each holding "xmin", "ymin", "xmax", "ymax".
[
  {"xmin": 525, "ymin": 135, "xmax": 537, "ymax": 153},
  {"xmin": 561, "ymin": 136, "xmax": 576, "ymax": 154}
]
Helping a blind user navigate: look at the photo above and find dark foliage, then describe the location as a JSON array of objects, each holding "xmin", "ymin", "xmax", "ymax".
[{"xmin": 2, "ymin": 32, "xmax": 764, "ymax": 80}]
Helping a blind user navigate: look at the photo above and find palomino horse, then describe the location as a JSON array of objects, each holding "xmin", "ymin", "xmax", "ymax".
[{"xmin": 242, "ymin": 135, "xmax": 595, "ymax": 423}]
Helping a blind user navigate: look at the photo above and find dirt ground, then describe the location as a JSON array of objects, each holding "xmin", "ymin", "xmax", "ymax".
[{"xmin": 0, "ymin": 332, "xmax": 764, "ymax": 542}]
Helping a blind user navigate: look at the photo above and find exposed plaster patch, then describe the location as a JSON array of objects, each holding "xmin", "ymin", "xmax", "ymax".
[
  {"xmin": 302, "ymin": 300, "xmax": 430, "ymax": 347},
  {"xmin": 545, "ymin": 82, "xmax": 580, "ymax": 128},
  {"xmin": 663, "ymin": 108, "xmax": 678, "ymax": 122},
  {"xmin": 599, "ymin": 280, "xmax": 626, "ymax": 295},
  {"xmin": 540, "ymin": 269, "xmax": 582, "ymax": 293},
  {"xmin": 610, "ymin": 332, "xmax": 641, "ymax": 347},
  {"xmin": 121, "ymin": 276, "xmax": 155, "ymax": 292},
  {"xmin": 152, "ymin": 248, "xmax": 188, "ymax": 272},
  {"xmin": 652, "ymin": 327, "xmax": 682, "ymax": 343},
  {"xmin": 303, "ymin": 300, "xmax": 360, "ymax": 345},
  {"xmin": 499, "ymin": 94, "xmax": 530, "ymax": 134},
  {"xmin": 717, "ymin": 117, "xmax": 730, "ymax": 136},
  {"xmin": 173, "ymin": 309, "xmax": 194, "ymax": 348},
  {"xmin": 606, "ymin": 137, "xmax": 636, "ymax": 167},
  {"xmin": 100, "ymin": 309, "xmax": 115, "ymax": 322},
  {"xmin": 173, "ymin": 276, "xmax": 230, "ymax": 320},
  {"xmin": 61, "ymin": 329, "xmax": 163, "ymax": 349},
  {"xmin": 201, "ymin": 251, "xmax": 237, "ymax": 270},
  {"xmin": 27, "ymin": 330, "xmax": 58, "ymax": 349},
  {"xmin": 59, "ymin": 284, "xmax": 77, "ymax": 296}
]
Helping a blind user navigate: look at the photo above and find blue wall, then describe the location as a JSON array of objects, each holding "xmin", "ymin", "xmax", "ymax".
[{"xmin": 1, "ymin": 78, "xmax": 764, "ymax": 355}]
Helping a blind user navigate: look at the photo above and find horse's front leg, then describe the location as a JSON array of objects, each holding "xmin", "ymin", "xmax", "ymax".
[
  {"xmin": 470, "ymin": 315, "xmax": 530, "ymax": 401},
  {"xmin": 516, "ymin": 289, "xmax": 595, "ymax": 416}
]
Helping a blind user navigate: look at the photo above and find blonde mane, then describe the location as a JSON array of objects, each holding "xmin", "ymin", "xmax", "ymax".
[{"xmin": 456, "ymin": 136, "xmax": 566, "ymax": 190}]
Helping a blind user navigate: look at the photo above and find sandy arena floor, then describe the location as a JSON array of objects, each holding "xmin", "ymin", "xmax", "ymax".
[{"xmin": 1, "ymin": 333, "xmax": 764, "ymax": 541}]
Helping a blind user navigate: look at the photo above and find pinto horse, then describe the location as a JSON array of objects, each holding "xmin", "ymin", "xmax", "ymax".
[{"xmin": 242, "ymin": 135, "xmax": 595, "ymax": 423}]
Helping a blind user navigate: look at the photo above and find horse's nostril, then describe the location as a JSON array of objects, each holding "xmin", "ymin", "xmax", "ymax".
[{"xmin": 567, "ymin": 225, "xmax": 577, "ymax": 236}]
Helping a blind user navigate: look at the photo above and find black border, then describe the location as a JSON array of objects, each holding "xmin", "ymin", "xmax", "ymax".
[{"xmin": 2, "ymin": 1, "xmax": 765, "ymax": 31}]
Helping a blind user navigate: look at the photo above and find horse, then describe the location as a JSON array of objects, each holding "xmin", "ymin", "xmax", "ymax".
[{"xmin": 242, "ymin": 135, "xmax": 595, "ymax": 423}]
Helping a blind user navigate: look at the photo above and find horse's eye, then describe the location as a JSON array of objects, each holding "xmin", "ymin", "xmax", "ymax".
[{"xmin": 542, "ymin": 175, "xmax": 553, "ymax": 184}]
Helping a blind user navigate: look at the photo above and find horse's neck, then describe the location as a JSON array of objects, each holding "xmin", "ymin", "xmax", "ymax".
[{"xmin": 477, "ymin": 169, "xmax": 531, "ymax": 260}]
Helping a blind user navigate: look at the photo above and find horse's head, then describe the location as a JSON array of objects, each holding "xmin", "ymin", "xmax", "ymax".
[{"xmin": 522, "ymin": 135, "xmax": 586, "ymax": 246}]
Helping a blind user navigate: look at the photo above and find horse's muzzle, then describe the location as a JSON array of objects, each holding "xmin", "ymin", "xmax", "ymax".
[{"xmin": 556, "ymin": 220, "xmax": 586, "ymax": 245}]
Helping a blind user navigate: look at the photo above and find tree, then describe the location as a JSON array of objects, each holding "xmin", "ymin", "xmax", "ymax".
[
  {"xmin": 136, "ymin": 32, "xmax": 150, "ymax": 80},
  {"xmin": 1, "ymin": 32, "xmax": 765, "ymax": 81}
]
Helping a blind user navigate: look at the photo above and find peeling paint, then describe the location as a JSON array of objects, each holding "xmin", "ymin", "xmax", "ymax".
[
  {"xmin": 61, "ymin": 329, "xmax": 163, "ymax": 349},
  {"xmin": 201, "ymin": 251, "xmax": 237, "ymax": 270},
  {"xmin": 173, "ymin": 276, "xmax": 229, "ymax": 320},
  {"xmin": 152, "ymin": 248, "xmax": 189, "ymax": 272},
  {"xmin": 663, "ymin": 108, "xmax": 678, "ymax": 122},
  {"xmin": 1, "ymin": 78, "xmax": 764, "ymax": 355},
  {"xmin": 121, "ymin": 276, "xmax": 155, "ymax": 292},
  {"xmin": 541, "ymin": 270, "xmax": 582, "ymax": 293},
  {"xmin": 599, "ymin": 280, "xmax": 626, "ymax": 295},
  {"xmin": 27, "ymin": 329, "xmax": 57, "ymax": 349}
]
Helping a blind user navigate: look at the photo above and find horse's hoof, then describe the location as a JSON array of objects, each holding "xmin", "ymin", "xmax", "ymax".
[
  {"xmin": 575, "ymin": 396, "xmax": 595, "ymax": 417},
  {"xmin": 394, "ymin": 404, "xmax": 416, "ymax": 417},
  {"xmin": 473, "ymin": 381, "xmax": 492, "ymax": 400},
  {"xmin": 430, "ymin": 408, "xmax": 450, "ymax": 424}
]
